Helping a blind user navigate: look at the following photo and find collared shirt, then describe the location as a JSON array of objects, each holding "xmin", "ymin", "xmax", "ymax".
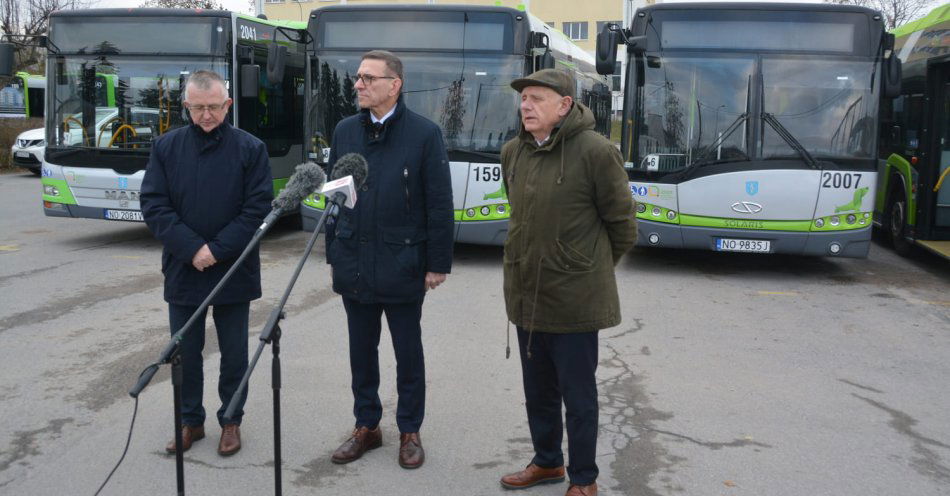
[{"xmin": 371, "ymin": 105, "xmax": 397, "ymax": 125}]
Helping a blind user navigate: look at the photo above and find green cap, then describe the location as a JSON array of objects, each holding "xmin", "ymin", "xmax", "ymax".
[{"xmin": 510, "ymin": 68, "xmax": 575, "ymax": 97}]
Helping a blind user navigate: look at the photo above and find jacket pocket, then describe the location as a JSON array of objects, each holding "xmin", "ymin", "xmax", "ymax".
[
  {"xmin": 329, "ymin": 225, "xmax": 359, "ymax": 292},
  {"xmin": 377, "ymin": 226, "xmax": 427, "ymax": 297},
  {"xmin": 553, "ymin": 238, "xmax": 595, "ymax": 272}
]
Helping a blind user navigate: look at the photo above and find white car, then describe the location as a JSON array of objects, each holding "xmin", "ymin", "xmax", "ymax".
[{"xmin": 11, "ymin": 127, "xmax": 45, "ymax": 176}]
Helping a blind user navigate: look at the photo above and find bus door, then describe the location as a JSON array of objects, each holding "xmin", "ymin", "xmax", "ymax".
[{"xmin": 931, "ymin": 62, "xmax": 950, "ymax": 234}]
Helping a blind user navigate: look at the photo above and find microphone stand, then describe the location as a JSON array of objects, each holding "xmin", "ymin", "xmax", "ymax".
[
  {"xmin": 224, "ymin": 193, "xmax": 344, "ymax": 496},
  {"xmin": 129, "ymin": 208, "xmax": 287, "ymax": 496}
]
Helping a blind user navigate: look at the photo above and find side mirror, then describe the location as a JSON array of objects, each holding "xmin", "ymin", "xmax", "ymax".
[
  {"xmin": 540, "ymin": 50, "xmax": 555, "ymax": 70},
  {"xmin": 883, "ymin": 54, "xmax": 902, "ymax": 99},
  {"xmin": 596, "ymin": 25, "xmax": 619, "ymax": 75},
  {"xmin": 241, "ymin": 64, "xmax": 260, "ymax": 98},
  {"xmin": 266, "ymin": 44, "xmax": 287, "ymax": 85},
  {"xmin": 0, "ymin": 43, "xmax": 14, "ymax": 77}
]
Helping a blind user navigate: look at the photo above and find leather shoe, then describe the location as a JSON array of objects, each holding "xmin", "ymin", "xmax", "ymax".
[
  {"xmin": 165, "ymin": 424, "xmax": 205, "ymax": 454},
  {"xmin": 500, "ymin": 463, "xmax": 565, "ymax": 489},
  {"xmin": 218, "ymin": 424, "xmax": 241, "ymax": 456},
  {"xmin": 398, "ymin": 432, "xmax": 425, "ymax": 469},
  {"xmin": 565, "ymin": 482, "xmax": 598, "ymax": 496},
  {"xmin": 331, "ymin": 426, "xmax": 382, "ymax": 464}
]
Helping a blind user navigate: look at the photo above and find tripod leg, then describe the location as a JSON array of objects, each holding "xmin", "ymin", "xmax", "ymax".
[
  {"xmin": 172, "ymin": 355, "xmax": 186, "ymax": 496},
  {"xmin": 272, "ymin": 325, "xmax": 282, "ymax": 496}
]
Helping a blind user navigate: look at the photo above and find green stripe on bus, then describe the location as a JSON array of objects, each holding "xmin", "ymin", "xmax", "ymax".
[
  {"xmin": 41, "ymin": 178, "xmax": 77, "ymax": 205},
  {"xmin": 679, "ymin": 214, "xmax": 813, "ymax": 232}
]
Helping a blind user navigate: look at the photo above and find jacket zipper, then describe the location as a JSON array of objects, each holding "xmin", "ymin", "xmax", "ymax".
[{"xmin": 403, "ymin": 167, "xmax": 410, "ymax": 213}]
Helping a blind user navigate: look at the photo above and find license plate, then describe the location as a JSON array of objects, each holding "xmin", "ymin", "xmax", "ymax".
[
  {"xmin": 15, "ymin": 151, "xmax": 29, "ymax": 158},
  {"xmin": 716, "ymin": 238, "xmax": 771, "ymax": 253},
  {"xmin": 104, "ymin": 209, "xmax": 144, "ymax": 222}
]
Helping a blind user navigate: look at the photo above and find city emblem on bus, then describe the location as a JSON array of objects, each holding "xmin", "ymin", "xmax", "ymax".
[
  {"xmin": 118, "ymin": 177, "xmax": 128, "ymax": 189},
  {"xmin": 745, "ymin": 181, "xmax": 759, "ymax": 196}
]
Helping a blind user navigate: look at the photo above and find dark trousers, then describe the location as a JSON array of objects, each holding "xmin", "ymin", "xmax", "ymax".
[
  {"xmin": 342, "ymin": 297, "xmax": 425, "ymax": 433},
  {"xmin": 169, "ymin": 302, "xmax": 249, "ymax": 427},
  {"xmin": 517, "ymin": 327, "xmax": 600, "ymax": 486}
]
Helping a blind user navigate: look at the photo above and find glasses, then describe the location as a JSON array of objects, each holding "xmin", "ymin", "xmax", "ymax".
[
  {"xmin": 352, "ymin": 73, "xmax": 397, "ymax": 85},
  {"xmin": 186, "ymin": 102, "xmax": 228, "ymax": 114}
]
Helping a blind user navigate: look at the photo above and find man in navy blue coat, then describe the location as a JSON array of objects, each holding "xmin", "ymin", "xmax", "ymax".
[
  {"xmin": 141, "ymin": 70, "xmax": 272, "ymax": 457},
  {"xmin": 325, "ymin": 51, "xmax": 453, "ymax": 470}
]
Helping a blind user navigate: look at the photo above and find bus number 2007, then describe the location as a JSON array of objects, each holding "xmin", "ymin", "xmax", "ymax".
[
  {"xmin": 474, "ymin": 165, "xmax": 501, "ymax": 182},
  {"xmin": 821, "ymin": 172, "xmax": 862, "ymax": 189}
]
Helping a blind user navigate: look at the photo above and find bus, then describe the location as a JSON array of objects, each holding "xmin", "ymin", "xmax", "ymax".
[
  {"xmin": 301, "ymin": 4, "xmax": 613, "ymax": 245},
  {"xmin": 0, "ymin": 72, "xmax": 45, "ymax": 118},
  {"xmin": 0, "ymin": 9, "xmax": 307, "ymax": 222},
  {"xmin": 596, "ymin": 2, "xmax": 901, "ymax": 257},
  {"xmin": 876, "ymin": 3, "xmax": 950, "ymax": 260}
]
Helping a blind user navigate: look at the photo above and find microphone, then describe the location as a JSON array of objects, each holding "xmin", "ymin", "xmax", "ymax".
[
  {"xmin": 322, "ymin": 153, "xmax": 369, "ymax": 209},
  {"xmin": 261, "ymin": 162, "xmax": 327, "ymax": 229}
]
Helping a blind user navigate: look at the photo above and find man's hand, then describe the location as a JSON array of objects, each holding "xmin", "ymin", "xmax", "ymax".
[
  {"xmin": 192, "ymin": 244, "xmax": 217, "ymax": 272},
  {"xmin": 425, "ymin": 272, "xmax": 447, "ymax": 290}
]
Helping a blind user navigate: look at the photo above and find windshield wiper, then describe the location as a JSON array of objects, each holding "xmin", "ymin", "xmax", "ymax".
[
  {"xmin": 761, "ymin": 112, "xmax": 819, "ymax": 170},
  {"xmin": 679, "ymin": 112, "xmax": 749, "ymax": 179}
]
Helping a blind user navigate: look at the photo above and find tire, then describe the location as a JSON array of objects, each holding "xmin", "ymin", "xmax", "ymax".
[{"xmin": 886, "ymin": 187, "xmax": 913, "ymax": 256}]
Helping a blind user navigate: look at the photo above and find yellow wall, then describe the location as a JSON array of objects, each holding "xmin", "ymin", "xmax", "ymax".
[{"xmin": 263, "ymin": 0, "xmax": 624, "ymax": 53}]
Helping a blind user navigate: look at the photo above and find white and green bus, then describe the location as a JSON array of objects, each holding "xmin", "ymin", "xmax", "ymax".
[
  {"xmin": 597, "ymin": 2, "xmax": 901, "ymax": 257},
  {"xmin": 876, "ymin": 4, "xmax": 950, "ymax": 260},
  {"xmin": 0, "ymin": 71, "xmax": 45, "ymax": 119},
  {"xmin": 301, "ymin": 4, "xmax": 613, "ymax": 245},
  {"xmin": 0, "ymin": 9, "xmax": 308, "ymax": 222}
]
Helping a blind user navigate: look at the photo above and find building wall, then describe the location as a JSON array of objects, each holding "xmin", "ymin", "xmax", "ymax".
[{"xmin": 262, "ymin": 0, "xmax": 624, "ymax": 54}]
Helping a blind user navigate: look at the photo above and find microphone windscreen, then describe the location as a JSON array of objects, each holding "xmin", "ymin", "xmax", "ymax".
[
  {"xmin": 331, "ymin": 153, "xmax": 369, "ymax": 188},
  {"xmin": 272, "ymin": 162, "xmax": 326, "ymax": 211}
]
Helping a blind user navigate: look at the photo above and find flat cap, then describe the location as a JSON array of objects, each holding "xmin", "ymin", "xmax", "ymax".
[{"xmin": 510, "ymin": 68, "xmax": 576, "ymax": 97}]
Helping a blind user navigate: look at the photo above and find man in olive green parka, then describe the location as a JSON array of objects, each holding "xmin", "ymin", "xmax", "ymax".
[{"xmin": 498, "ymin": 69, "xmax": 637, "ymax": 496}]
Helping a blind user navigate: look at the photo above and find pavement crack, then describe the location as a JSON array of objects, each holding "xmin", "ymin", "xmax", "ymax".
[
  {"xmin": 854, "ymin": 394, "xmax": 950, "ymax": 484},
  {"xmin": 0, "ymin": 418, "xmax": 74, "ymax": 474}
]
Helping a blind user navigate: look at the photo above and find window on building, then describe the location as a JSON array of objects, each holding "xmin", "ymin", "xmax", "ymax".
[
  {"xmin": 612, "ymin": 61, "xmax": 622, "ymax": 92},
  {"xmin": 562, "ymin": 21, "xmax": 588, "ymax": 41},
  {"xmin": 596, "ymin": 20, "xmax": 622, "ymax": 36},
  {"xmin": 264, "ymin": 0, "xmax": 284, "ymax": 3}
]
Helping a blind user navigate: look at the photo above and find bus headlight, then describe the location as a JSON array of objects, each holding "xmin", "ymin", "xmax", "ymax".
[
  {"xmin": 815, "ymin": 218, "xmax": 824, "ymax": 228},
  {"xmin": 652, "ymin": 206, "xmax": 661, "ymax": 216},
  {"xmin": 496, "ymin": 204, "xmax": 506, "ymax": 214},
  {"xmin": 830, "ymin": 216, "xmax": 840, "ymax": 226},
  {"xmin": 44, "ymin": 185, "xmax": 59, "ymax": 196},
  {"xmin": 636, "ymin": 203, "xmax": 646, "ymax": 214},
  {"xmin": 480, "ymin": 206, "xmax": 490, "ymax": 216},
  {"xmin": 466, "ymin": 208, "xmax": 475, "ymax": 218},
  {"xmin": 846, "ymin": 214, "xmax": 856, "ymax": 224},
  {"xmin": 829, "ymin": 242, "xmax": 842, "ymax": 254},
  {"xmin": 666, "ymin": 210, "xmax": 677, "ymax": 220}
]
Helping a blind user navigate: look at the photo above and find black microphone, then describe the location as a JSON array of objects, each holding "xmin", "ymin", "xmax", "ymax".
[
  {"xmin": 261, "ymin": 162, "xmax": 327, "ymax": 229},
  {"xmin": 330, "ymin": 153, "xmax": 369, "ymax": 187}
]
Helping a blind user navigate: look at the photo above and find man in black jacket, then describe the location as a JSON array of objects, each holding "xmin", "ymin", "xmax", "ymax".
[
  {"xmin": 141, "ymin": 70, "xmax": 272, "ymax": 457},
  {"xmin": 325, "ymin": 50, "xmax": 453, "ymax": 470}
]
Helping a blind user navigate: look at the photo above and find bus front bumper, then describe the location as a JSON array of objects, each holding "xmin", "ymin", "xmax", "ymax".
[{"xmin": 636, "ymin": 219, "xmax": 871, "ymax": 258}]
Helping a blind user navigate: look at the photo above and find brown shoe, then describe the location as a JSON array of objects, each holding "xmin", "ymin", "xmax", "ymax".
[
  {"xmin": 165, "ymin": 424, "xmax": 205, "ymax": 454},
  {"xmin": 331, "ymin": 426, "xmax": 382, "ymax": 464},
  {"xmin": 218, "ymin": 424, "xmax": 241, "ymax": 456},
  {"xmin": 565, "ymin": 482, "xmax": 598, "ymax": 496},
  {"xmin": 398, "ymin": 432, "xmax": 425, "ymax": 469},
  {"xmin": 500, "ymin": 463, "xmax": 566, "ymax": 489}
]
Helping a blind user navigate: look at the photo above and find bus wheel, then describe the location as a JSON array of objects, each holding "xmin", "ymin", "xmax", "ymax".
[{"xmin": 887, "ymin": 189, "xmax": 912, "ymax": 256}]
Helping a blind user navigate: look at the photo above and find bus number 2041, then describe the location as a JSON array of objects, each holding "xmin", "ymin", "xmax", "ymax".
[{"xmin": 821, "ymin": 172, "xmax": 862, "ymax": 189}]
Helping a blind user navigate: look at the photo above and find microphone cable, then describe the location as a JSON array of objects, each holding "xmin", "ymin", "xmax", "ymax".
[{"xmin": 93, "ymin": 364, "xmax": 150, "ymax": 496}]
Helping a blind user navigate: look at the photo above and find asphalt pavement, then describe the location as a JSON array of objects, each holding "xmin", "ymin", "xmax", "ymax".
[{"xmin": 1, "ymin": 170, "xmax": 949, "ymax": 495}]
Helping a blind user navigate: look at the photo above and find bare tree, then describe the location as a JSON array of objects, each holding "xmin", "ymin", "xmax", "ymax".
[
  {"xmin": 825, "ymin": 0, "xmax": 937, "ymax": 29},
  {"xmin": 1, "ymin": 0, "xmax": 88, "ymax": 73},
  {"xmin": 139, "ymin": 0, "xmax": 226, "ymax": 9}
]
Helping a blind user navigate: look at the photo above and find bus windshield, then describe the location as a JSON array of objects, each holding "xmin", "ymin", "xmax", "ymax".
[
  {"xmin": 49, "ymin": 56, "xmax": 229, "ymax": 151},
  {"xmin": 311, "ymin": 52, "xmax": 523, "ymax": 155},
  {"xmin": 633, "ymin": 55, "xmax": 878, "ymax": 173},
  {"xmin": 761, "ymin": 57, "xmax": 878, "ymax": 161}
]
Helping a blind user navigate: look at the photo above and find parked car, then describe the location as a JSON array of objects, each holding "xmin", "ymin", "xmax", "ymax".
[{"xmin": 11, "ymin": 127, "xmax": 45, "ymax": 176}]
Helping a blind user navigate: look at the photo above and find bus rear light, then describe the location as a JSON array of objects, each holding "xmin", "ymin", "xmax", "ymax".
[{"xmin": 648, "ymin": 233, "xmax": 660, "ymax": 245}]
